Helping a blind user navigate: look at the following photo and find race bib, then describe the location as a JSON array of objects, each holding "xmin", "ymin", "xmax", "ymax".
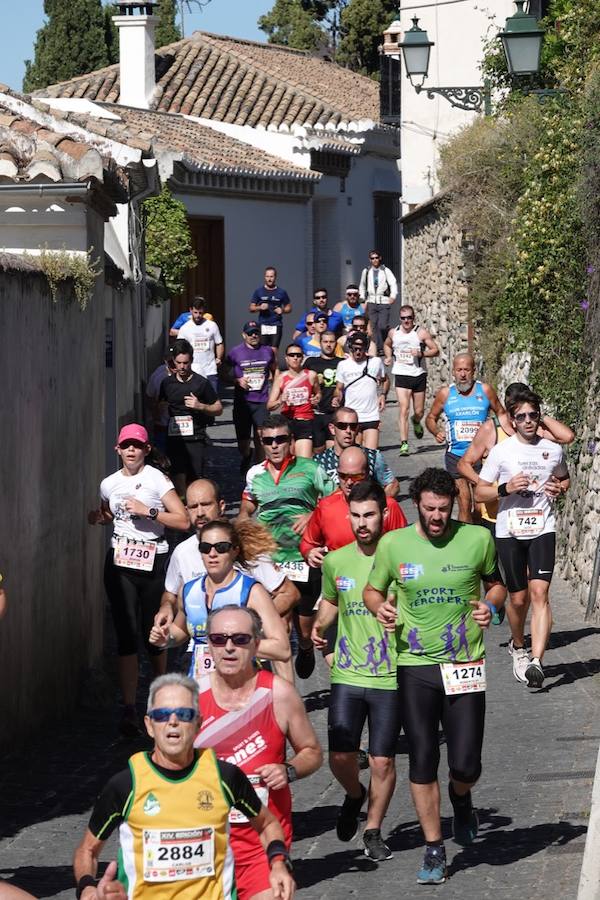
[
  {"xmin": 229, "ymin": 775, "xmax": 269, "ymax": 824},
  {"xmin": 279, "ymin": 559, "xmax": 309, "ymax": 583},
  {"xmin": 440, "ymin": 659, "xmax": 486, "ymax": 695},
  {"xmin": 261, "ymin": 324, "xmax": 278, "ymax": 335},
  {"xmin": 454, "ymin": 421, "xmax": 480, "ymax": 442},
  {"xmin": 193, "ymin": 644, "xmax": 215, "ymax": 679},
  {"xmin": 395, "ymin": 348, "xmax": 414, "ymax": 365},
  {"xmin": 194, "ymin": 338, "xmax": 210, "ymax": 352},
  {"xmin": 287, "ymin": 387, "xmax": 309, "ymax": 406},
  {"xmin": 246, "ymin": 372, "xmax": 266, "ymax": 391},
  {"xmin": 508, "ymin": 508, "xmax": 544, "ymax": 537},
  {"xmin": 143, "ymin": 827, "xmax": 215, "ymax": 882},
  {"xmin": 168, "ymin": 415, "xmax": 194, "ymax": 437},
  {"xmin": 114, "ymin": 538, "xmax": 157, "ymax": 572}
]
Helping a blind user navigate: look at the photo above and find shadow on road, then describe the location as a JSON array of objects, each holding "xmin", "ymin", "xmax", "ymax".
[{"xmin": 538, "ymin": 658, "xmax": 600, "ymax": 691}]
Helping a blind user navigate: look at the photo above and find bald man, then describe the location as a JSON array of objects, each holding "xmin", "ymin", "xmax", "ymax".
[{"xmin": 426, "ymin": 353, "xmax": 504, "ymax": 522}]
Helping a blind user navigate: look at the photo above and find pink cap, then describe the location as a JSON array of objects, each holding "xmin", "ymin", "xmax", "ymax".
[{"xmin": 117, "ymin": 423, "xmax": 149, "ymax": 446}]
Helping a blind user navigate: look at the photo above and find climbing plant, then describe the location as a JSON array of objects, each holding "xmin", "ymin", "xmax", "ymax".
[{"xmin": 144, "ymin": 185, "xmax": 197, "ymax": 299}]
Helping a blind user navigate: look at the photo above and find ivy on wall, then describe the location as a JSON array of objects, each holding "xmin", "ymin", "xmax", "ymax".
[{"xmin": 144, "ymin": 186, "xmax": 197, "ymax": 299}]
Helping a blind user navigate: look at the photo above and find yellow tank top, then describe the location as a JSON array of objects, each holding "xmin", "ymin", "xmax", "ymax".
[
  {"xmin": 118, "ymin": 750, "xmax": 234, "ymax": 900},
  {"xmin": 479, "ymin": 423, "xmax": 509, "ymax": 523}
]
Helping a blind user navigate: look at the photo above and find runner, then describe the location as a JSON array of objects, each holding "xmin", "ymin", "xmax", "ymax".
[
  {"xmin": 73, "ymin": 673, "xmax": 295, "ymax": 900},
  {"xmin": 293, "ymin": 288, "xmax": 343, "ymax": 338},
  {"xmin": 312, "ymin": 481, "xmax": 402, "ymax": 861},
  {"xmin": 169, "ymin": 297, "xmax": 215, "ymax": 337},
  {"xmin": 295, "ymin": 313, "xmax": 319, "ymax": 358},
  {"xmin": 150, "ymin": 519, "xmax": 290, "ymax": 681},
  {"xmin": 383, "ymin": 306, "xmax": 439, "ymax": 456},
  {"xmin": 313, "ymin": 407, "xmax": 398, "ymax": 497},
  {"xmin": 146, "ymin": 348, "xmax": 175, "ymax": 451},
  {"xmin": 334, "ymin": 333, "xmax": 388, "ymax": 450},
  {"xmin": 425, "ymin": 352, "xmax": 504, "ymax": 522},
  {"xmin": 239, "ymin": 414, "xmax": 335, "ymax": 679},
  {"xmin": 195, "ymin": 604, "xmax": 322, "ymax": 900},
  {"xmin": 475, "ymin": 386, "xmax": 570, "ymax": 688},
  {"xmin": 304, "ymin": 332, "xmax": 344, "ymax": 452},
  {"xmin": 363, "ymin": 467, "xmax": 502, "ymax": 884},
  {"xmin": 333, "ymin": 284, "xmax": 365, "ymax": 333},
  {"xmin": 298, "ymin": 312, "xmax": 341, "ymax": 359},
  {"xmin": 337, "ymin": 315, "xmax": 377, "ymax": 358},
  {"xmin": 267, "ymin": 344, "xmax": 320, "ymax": 458},
  {"xmin": 359, "ymin": 249, "xmax": 398, "ymax": 354},
  {"xmin": 177, "ymin": 298, "xmax": 224, "ymax": 392},
  {"xmin": 159, "ymin": 339, "xmax": 223, "ymax": 494},
  {"xmin": 249, "ymin": 266, "xmax": 292, "ymax": 349},
  {"xmin": 222, "ymin": 321, "xmax": 277, "ymax": 473},
  {"xmin": 87, "ymin": 424, "xmax": 188, "ymax": 737}
]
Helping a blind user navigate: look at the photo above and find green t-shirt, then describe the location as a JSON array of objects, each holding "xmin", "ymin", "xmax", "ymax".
[
  {"xmin": 322, "ymin": 542, "xmax": 397, "ymax": 690},
  {"xmin": 368, "ymin": 522, "xmax": 497, "ymax": 667},
  {"xmin": 243, "ymin": 456, "xmax": 335, "ymax": 563}
]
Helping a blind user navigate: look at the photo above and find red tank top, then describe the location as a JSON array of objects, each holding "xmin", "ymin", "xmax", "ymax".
[
  {"xmin": 196, "ymin": 669, "xmax": 292, "ymax": 861},
  {"xmin": 280, "ymin": 370, "xmax": 314, "ymax": 420}
]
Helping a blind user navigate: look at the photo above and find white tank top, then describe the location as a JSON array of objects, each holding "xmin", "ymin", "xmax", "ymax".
[{"xmin": 391, "ymin": 326, "xmax": 425, "ymax": 376}]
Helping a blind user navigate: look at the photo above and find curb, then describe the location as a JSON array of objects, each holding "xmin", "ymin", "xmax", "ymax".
[{"xmin": 578, "ymin": 740, "xmax": 600, "ymax": 899}]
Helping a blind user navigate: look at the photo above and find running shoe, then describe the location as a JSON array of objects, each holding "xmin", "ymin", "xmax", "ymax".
[
  {"xmin": 508, "ymin": 638, "xmax": 529, "ymax": 684},
  {"xmin": 492, "ymin": 606, "xmax": 506, "ymax": 626},
  {"xmin": 336, "ymin": 784, "xmax": 367, "ymax": 842},
  {"xmin": 416, "ymin": 846, "xmax": 447, "ymax": 885},
  {"xmin": 452, "ymin": 805, "xmax": 479, "ymax": 846},
  {"xmin": 363, "ymin": 828, "xmax": 392, "ymax": 861},
  {"xmin": 294, "ymin": 645, "xmax": 316, "ymax": 679},
  {"xmin": 525, "ymin": 657, "xmax": 545, "ymax": 688},
  {"xmin": 399, "ymin": 441, "xmax": 409, "ymax": 456},
  {"xmin": 412, "ymin": 416, "xmax": 424, "ymax": 439}
]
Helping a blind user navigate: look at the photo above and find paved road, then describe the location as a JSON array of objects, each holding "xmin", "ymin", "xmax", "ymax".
[{"xmin": 2, "ymin": 392, "xmax": 600, "ymax": 899}]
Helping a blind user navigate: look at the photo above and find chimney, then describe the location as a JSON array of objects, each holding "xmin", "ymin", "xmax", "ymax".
[{"xmin": 112, "ymin": 1, "xmax": 159, "ymax": 109}]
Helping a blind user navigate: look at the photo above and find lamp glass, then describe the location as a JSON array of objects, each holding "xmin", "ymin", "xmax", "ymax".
[
  {"xmin": 501, "ymin": 31, "xmax": 543, "ymax": 75},
  {"xmin": 402, "ymin": 44, "xmax": 431, "ymax": 78}
]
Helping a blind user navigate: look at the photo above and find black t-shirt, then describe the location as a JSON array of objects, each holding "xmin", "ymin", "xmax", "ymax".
[
  {"xmin": 88, "ymin": 752, "xmax": 262, "ymax": 839},
  {"xmin": 159, "ymin": 373, "xmax": 218, "ymax": 441},
  {"xmin": 305, "ymin": 356, "xmax": 341, "ymax": 413}
]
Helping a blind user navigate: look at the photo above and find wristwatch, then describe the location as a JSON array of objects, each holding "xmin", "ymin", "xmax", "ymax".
[
  {"xmin": 285, "ymin": 763, "xmax": 298, "ymax": 784},
  {"xmin": 147, "ymin": 507, "xmax": 159, "ymax": 520}
]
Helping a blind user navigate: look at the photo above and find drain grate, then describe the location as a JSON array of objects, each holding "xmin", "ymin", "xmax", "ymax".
[{"xmin": 526, "ymin": 771, "xmax": 595, "ymax": 782}]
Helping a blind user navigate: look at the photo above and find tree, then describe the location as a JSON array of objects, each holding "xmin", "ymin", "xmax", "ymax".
[
  {"xmin": 155, "ymin": 0, "xmax": 181, "ymax": 48},
  {"xmin": 144, "ymin": 185, "xmax": 197, "ymax": 298},
  {"xmin": 258, "ymin": 0, "xmax": 327, "ymax": 52},
  {"xmin": 23, "ymin": 0, "xmax": 110, "ymax": 92},
  {"xmin": 337, "ymin": 0, "xmax": 397, "ymax": 75}
]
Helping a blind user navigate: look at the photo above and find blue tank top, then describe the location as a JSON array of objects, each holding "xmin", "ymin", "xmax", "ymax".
[
  {"xmin": 340, "ymin": 301, "xmax": 365, "ymax": 329},
  {"xmin": 444, "ymin": 381, "xmax": 490, "ymax": 457},
  {"xmin": 183, "ymin": 571, "xmax": 255, "ymax": 677}
]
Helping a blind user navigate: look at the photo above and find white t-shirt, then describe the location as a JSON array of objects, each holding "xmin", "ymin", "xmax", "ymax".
[
  {"xmin": 391, "ymin": 326, "xmax": 425, "ymax": 377},
  {"xmin": 336, "ymin": 356, "xmax": 384, "ymax": 422},
  {"xmin": 178, "ymin": 319, "xmax": 223, "ymax": 377},
  {"xmin": 479, "ymin": 434, "xmax": 568, "ymax": 539},
  {"xmin": 164, "ymin": 533, "xmax": 286, "ymax": 595},
  {"xmin": 100, "ymin": 465, "xmax": 175, "ymax": 551}
]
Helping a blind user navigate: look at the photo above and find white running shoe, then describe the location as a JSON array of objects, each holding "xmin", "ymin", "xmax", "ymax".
[
  {"xmin": 525, "ymin": 657, "xmax": 545, "ymax": 688},
  {"xmin": 508, "ymin": 638, "xmax": 530, "ymax": 683}
]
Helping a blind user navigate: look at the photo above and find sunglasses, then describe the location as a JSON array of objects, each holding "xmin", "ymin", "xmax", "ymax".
[
  {"xmin": 119, "ymin": 440, "xmax": 146, "ymax": 450},
  {"xmin": 352, "ymin": 324, "xmax": 367, "ymax": 329},
  {"xmin": 262, "ymin": 434, "xmax": 290, "ymax": 446},
  {"xmin": 370, "ymin": 255, "xmax": 381, "ymax": 260},
  {"xmin": 245, "ymin": 330, "xmax": 260, "ymax": 336},
  {"xmin": 338, "ymin": 472, "xmax": 366, "ymax": 483},
  {"xmin": 287, "ymin": 352, "xmax": 303, "ymax": 358},
  {"xmin": 400, "ymin": 316, "xmax": 414, "ymax": 321},
  {"xmin": 148, "ymin": 707, "xmax": 196, "ymax": 722},
  {"xmin": 314, "ymin": 294, "xmax": 327, "ymax": 299},
  {"xmin": 199, "ymin": 540, "xmax": 234, "ymax": 554},
  {"xmin": 347, "ymin": 291, "xmax": 359, "ymax": 296},
  {"xmin": 351, "ymin": 344, "xmax": 366, "ymax": 351},
  {"xmin": 514, "ymin": 411, "xmax": 540, "ymax": 423},
  {"xmin": 208, "ymin": 632, "xmax": 254, "ymax": 647},
  {"xmin": 334, "ymin": 421, "xmax": 359, "ymax": 430}
]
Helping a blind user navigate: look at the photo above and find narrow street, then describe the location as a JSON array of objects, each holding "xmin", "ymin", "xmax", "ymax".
[{"xmin": 1, "ymin": 393, "xmax": 599, "ymax": 900}]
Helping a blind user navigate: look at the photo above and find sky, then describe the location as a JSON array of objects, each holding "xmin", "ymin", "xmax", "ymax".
[{"xmin": 0, "ymin": 0, "xmax": 274, "ymax": 93}]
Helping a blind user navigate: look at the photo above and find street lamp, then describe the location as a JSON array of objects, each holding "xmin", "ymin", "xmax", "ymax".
[{"xmin": 498, "ymin": 0, "xmax": 545, "ymax": 76}]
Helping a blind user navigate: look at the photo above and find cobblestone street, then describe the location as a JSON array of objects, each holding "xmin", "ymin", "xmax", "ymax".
[{"xmin": 2, "ymin": 393, "xmax": 600, "ymax": 900}]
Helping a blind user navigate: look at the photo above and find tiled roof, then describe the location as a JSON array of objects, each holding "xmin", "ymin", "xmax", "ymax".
[{"xmin": 40, "ymin": 31, "xmax": 380, "ymax": 130}]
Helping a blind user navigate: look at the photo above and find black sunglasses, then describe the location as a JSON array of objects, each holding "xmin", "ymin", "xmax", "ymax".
[
  {"xmin": 198, "ymin": 540, "xmax": 234, "ymax": 554},
  {"xmin": 262, "ymin": 434, "xmax": 290, "ymax": 446},
  {"xmin": 287, "ymin": 352, "xmax": 303, "ymax": 357},
  {"xmin": 119, "ymin": 440, "xmax": 146, "ymax": 450},
  {"xmin": 147, "ymin": 707, "xmax": 196, "ymax": 722},
  {"xmin": 208, "ymin": 632, "xmax": 254, "ymax": 647},
  {"xmin": 400, "ymin": 316, "xmax": 414, "ymax": 321},
  {"xmin": 334, "ymin": 421, "xmax": 359, "ymax": 430}
]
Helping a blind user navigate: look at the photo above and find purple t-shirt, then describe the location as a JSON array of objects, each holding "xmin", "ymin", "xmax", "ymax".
[{"xmin": 226, "ymin": 343, "xmax": 274, "ymax": 403}]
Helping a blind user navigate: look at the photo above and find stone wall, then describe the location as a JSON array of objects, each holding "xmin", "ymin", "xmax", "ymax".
[{"xmin": 402, "ymin": 195, "xmax": 471, "ymax": 401}]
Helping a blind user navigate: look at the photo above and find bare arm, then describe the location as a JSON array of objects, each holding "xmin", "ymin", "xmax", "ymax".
[
  {"xmin": 539, "ymin": 416, "xmax": 575, "ymax": 445},
  {"xmin": 73, "ymin": 831, "xmax": 128, "ymax": 900},
  {"xmin": 184, "ymin": 393, "xmax": 223, "ymax": 417},
  {"xmin": 483, "ymin": 384, "xmax": 505, "ymax": 418},
  {"xmin": 474, "ymin": 473, "xmax": 530, "ymax": 503},
  {"xmin": 272, "ymin": 677, "xmax": 323, "ymax": 778},
  {"xmin": 333, "ymin": 380, "xmax": 344, "ymax": 407},
  {"xmin": 311, "ymin": 596, "xmax": 338, "ymax": 650},
  {"xmin": 418, "ymin": 328, "xmax": 440, "ymax": 358},
  {"xmin": 383, "ymin": 329, "xmax": 394, "ymax": 365},
  {"xmin": 271, "ymin": 577, "xmax": 300, "ymax": 616},
  {"xmin": 425, "ymin": 387, "xmax": 448, "ymax": 442},
  {"xmin": 249, "ymin": 586, "xmax": 291, "ymax": 662},
  {"xmin": 309, "ymin": 369, "xmax": 321, "ymax": 407},
  {"xmin": 238, "ymin": 497, "xmax": 258, "ymax": 521},
  {"xmin": 457, "ymin": 421, "xmax": 495, "ymax": 485},
  {"xmin": 121, "ymin": 488, "xmax": 189, "ymax": 531},
  {"xmin": 215, "ymin": 343, "xmax": 225, "ymax": 364},
  {"xmin": 363, "ymin": 584, "xmax": 397, "ymax": 632},
  {"xmin": 249, "ymin": 807, "xmax": 295, "ymax": 900},
  {"xmin": 88, "ymin": 499, "xmax": 113, "ymax": 526},
  {"xmin": 267, "ymin": 372, "xmax": 284, "ymax": 411}
]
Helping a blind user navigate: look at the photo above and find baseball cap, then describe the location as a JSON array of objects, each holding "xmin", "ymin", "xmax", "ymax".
[
  {"xmin": 314, "ymin": 312, "xmax": 328, "ymax": 323},
  {"xmin": 117, "ymin": 424, "xmax": 149, "ymax": 445},
  {"xmin": 349, "ymin": 332, "xmax": 369, "ymax": 348},
  {"xmin": 243, "ymin": 320, "xmax": 260, "ymax": 334}
]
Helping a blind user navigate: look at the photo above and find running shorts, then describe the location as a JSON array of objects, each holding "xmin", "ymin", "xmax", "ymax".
[
  {"xmin": 495, "ymin": 532, "xmax": 556, "ymax": 593},
  {"xmin": 395, "ymin": 373, "xmax": 427, "ymax": 392},
  {"xmin": 293, "ymin": 565, "xmax": 322, "ymax": 617},
  {"xmin": 328, "ymin": 682, "xmax": 401, "ymax": 756},
  {"xmin": 288, "ymin": 418, "xmax": 314, "ymax": 442},
  {"xmin": 233, "ymin": 399, "xmax": 268, "ymax": 442}
]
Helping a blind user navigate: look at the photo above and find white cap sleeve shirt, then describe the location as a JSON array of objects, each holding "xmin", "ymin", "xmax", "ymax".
[
  {"xmin": 177, "ymin": 320, "xmax": 223, "ymax": 377},
  {"xmin": 165, "ymin": 539, "xmax": 286, "ymax": 596},
  {"xmin": 336, "ymin": 357, "xmax": 384, "ymax": 422},
  {"xmin": 100, "ymin": 465, "xmax": 174, "ymax": 552},
  {"xmin": 479, "ymin": 435, "xmax": 567, "ymax": 539}
]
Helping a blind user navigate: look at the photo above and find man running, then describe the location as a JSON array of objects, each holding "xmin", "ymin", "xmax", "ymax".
[
  {"xmin": 364, "ymin": 467, "xmax": 502, "ymax": 885},
  {"xmin": 311, "ymin": 481, "xmax": 402, "ymax": 861},
  {"xmin": 249, "ymin": 266, "xmax": 292, "ymax": 348},
  {"xmin": 177, "ymin": 298, "xmax": 224, "ymax": 393},
  {"xmin": 195, "ymin": 605, "xmax": 322, "ymax": 900},
  {"xmin": 475, "ymin": 386, "xmax": 569, "ymax": 688},
  {"xmin": 384, "ymin": 306, "xmax": 439, "ymax": 456},
  {"xmin": 239, "ymin": 415, "xmax": 335, "ymax": 679},
  {"xmin": 314, "ymin": 407, "xmax": 398, "ymax": 497},
  {"xmin": 293, "ymin": 288, "xmax": 343, "ymax": 338},
  {"xmin": 334, "ymin": 333, "xmax": 388, "ymax": 450},
  {"xmin": 333, "ymin": 285, "xmax": 365, "ymax": 333},
  {"xmin": 337, "ymin": 315, "xmax": 377, "ymax": 358},
  {"xmin": 304, "ymin": 332, "xmax": 344, "ymax": 452},
  {"xmin": 222, "ymin": 321, "xmax": 277, "ymax": 473},
  {"xmin": 74, "ymin": 673, "xmax": 295, "ymax": 900},
  {"xmin": 425, "ymin": 352, "xmax": 504, "ymax": 522}
]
